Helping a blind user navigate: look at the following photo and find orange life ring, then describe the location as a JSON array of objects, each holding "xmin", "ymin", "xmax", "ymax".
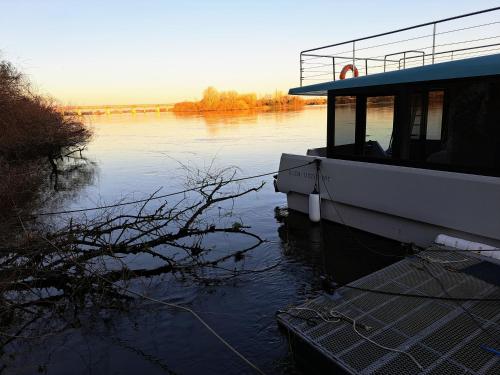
[{"xmin": 339, "ymin": 64, "xmax": 359, "ymax": 80}]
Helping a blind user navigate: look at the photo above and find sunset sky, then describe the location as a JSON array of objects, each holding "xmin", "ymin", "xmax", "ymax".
[{"xmin": 1, "ymin": 0, "xmax": 499, "ymax": 105}]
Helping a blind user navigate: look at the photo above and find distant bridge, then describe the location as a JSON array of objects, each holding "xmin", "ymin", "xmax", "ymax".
[{"xmin": 60, "ymin": 103, "xmax": 174, "ymax": 116}]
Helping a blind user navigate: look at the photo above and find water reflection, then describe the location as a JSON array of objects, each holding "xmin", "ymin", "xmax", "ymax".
[
  {"xmin": 3, "ymin": 204, "xmax": 403, "ymax": 375},
  {"xmin": 172, "ymin": 108, "xmax": 311, "ymax": 136},
  {"xmin": 50, "ymin": 153, "xmax": 97, "ymax": 192},
  {"xmin": 277, "ymin": 209, "xmax": 401, "ymax": 287},
  {"xmin": 2, "ymin": 105, "xmax": 406, "ymax": 375},
  {"xmin": 0, "ymin": 152, "xmax": 97, "ymax": 242}
]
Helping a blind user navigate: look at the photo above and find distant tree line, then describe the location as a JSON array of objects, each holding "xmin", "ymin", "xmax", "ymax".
[
  {"xmin": 335, "ymin": 96, "xmax": 395, "ymax": 105},
  {"xmin": 172, "ymin": 87, "xmax": 326, "ymax": 112}
]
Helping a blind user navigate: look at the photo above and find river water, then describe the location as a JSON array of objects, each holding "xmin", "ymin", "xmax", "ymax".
[{"xmin": 7, "ymin": 105, "xmax": 402, "ymax": 375}]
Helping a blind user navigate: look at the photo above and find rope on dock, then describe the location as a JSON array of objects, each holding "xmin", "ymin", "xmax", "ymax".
[
  {"xmin": 286, "ymin": 306, "xmax": 423, "ymax": 371},
  {"xmin": 332, "ymin": 310, "xmax": 424, "ymax": 371}
]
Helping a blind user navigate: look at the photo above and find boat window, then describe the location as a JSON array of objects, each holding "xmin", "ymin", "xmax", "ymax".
[
  {"xmin": 426, "ymin": 91, "xmax": 444, "ymax": 140},
  {"xmin": 365, "ymin": 96, "xmax": 395, "ymax": 156},
  {"xmin": 334, "ymin": 96, "xmax": 356, "ymax": 147},
  {"xmin": 426, "ymin": 81, "xmax": 500, "ymax": 173},
  {"xmin": 409, "ymin": 94, "xmax": 423, "ymax": 140},
  {"xmin": 403, "ymin": 91, "xmax": 445, "ymax": 163},
  {"xmin": 327, "ymin": 79, "xmax": 499, "ymax": 176}
]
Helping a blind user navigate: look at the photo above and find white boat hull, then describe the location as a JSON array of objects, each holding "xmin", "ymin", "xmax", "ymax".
[{"xmin": 277, "ymin": 153, "xmax": 500, "ymax": 248}]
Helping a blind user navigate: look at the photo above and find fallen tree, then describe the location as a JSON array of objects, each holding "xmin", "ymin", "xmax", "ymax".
[{"xmin": 0, "ymin": 165, "xmax": 267, "ymax": 360}]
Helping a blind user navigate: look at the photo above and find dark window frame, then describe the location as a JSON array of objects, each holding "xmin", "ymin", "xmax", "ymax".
[{"xmin": 325, "ymin": 75, "xmax": 500, "ymax": 177}]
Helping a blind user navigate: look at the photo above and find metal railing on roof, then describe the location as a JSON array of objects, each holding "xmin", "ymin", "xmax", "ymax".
[{"xmin": 299, "ymin": 7, "xmax": 500, "ymax": 87}]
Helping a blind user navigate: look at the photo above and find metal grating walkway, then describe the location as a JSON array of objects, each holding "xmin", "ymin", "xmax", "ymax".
[{"xmin": 277, "ymin": 250, "xmax": 500, "ymax": 374}]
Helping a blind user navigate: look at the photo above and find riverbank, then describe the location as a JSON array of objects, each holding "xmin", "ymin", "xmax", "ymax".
[
  {"xmin": 172, "ymin": 87, "xmax": 326, "ymax": 113},
  {"xmin": 0, "ymin": 60, "xmax": 91, "ymax": 224}
]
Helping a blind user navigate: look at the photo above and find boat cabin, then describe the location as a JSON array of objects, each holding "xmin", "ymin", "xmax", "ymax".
[
  {"xmin": 277, "ymin": 8, "xmax": 500, "ymax": 249},
  {"xmin": 290, "ymin": 54, "xmax": 500, "ymax": 177}
]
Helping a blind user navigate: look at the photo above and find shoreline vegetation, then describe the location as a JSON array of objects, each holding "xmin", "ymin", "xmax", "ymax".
[
  {"xmin": 0, "ymin": 59, "xmax": 91, "ymax": 224},
  {"xmin": 172, "ymin": 87, "xmax": 326, "ymax": 113},
  {"xmin": 0, "ymin": 61, "xmax": 90, "ymax": 162},
  {"xmin": 59, "ymin": 87, "xmax": 327, "ymax": 116}
]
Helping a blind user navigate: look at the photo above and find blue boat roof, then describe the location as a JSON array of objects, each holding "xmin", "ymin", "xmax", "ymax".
[{"xmin": 289, "ymin": 54, "xmax": 500, "ymax": 96}]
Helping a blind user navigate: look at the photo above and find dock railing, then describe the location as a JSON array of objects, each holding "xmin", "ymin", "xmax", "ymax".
[{"xmin": 300, "ymin": 7, "xmax": 500, "ymax": 86}]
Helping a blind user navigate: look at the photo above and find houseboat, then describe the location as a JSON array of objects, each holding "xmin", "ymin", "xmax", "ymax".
[{"xmin": 276, "ymin": 8, "xmax": 500, "ymax": 249}]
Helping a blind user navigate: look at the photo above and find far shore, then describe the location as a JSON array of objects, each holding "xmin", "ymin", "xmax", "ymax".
[{"xmin": 171, "ymin": 87, "xmax": 326, "ymax": 114}]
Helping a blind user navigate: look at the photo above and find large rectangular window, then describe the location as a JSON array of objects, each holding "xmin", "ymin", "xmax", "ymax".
[
  {"xmin": 365, "ymin": 96, "xmax": 395, "ymax": 157},
  {"xmin": 334, "ymin": 96, "xmax": 356, "ymax": 146},
  {"xmin": 426, "ymin": 91, "xmax": 444, "ymax": 140},
  {"xmin": 409, "ymin": 93, "xmax": 424, "ymax": 140},
  {"xmin": 327, "ymin": 80, "xmax": 499, "ymax": 176},
  {"xmin": 331, "ymin": 96, "xmax": 357, "ymax": 157},
  {"xmin": 408, "ymin": 90, "xmax": 445, "ymax": 163},
  {"xmin": 427, "ymin": 82, "xmax": 500, "ymax": 173}
]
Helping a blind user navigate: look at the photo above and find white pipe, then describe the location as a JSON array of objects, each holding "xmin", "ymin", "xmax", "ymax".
[{"xmin": 434, "ymin": 234, "xmax": 500, "ymax": 260}]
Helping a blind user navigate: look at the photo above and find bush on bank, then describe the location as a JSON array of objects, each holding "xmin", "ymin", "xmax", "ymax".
[{"xmin": 0, "ymin": 61, "xmax": 90, "ymax": 162}]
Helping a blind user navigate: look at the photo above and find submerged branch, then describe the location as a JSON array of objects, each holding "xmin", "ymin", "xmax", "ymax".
[{"xmin": 0, "ymin": 165, "xmax": 268, "ymax": 355}]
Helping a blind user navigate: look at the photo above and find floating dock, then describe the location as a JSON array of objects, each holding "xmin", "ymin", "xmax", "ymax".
[{"xmin": 278, "ymin": 249, "xmax": 500, "ymax": 374}]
